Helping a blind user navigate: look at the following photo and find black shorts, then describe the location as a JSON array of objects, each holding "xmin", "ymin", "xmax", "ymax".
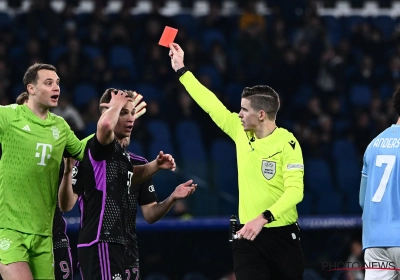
[
  {"xmin": 232, "ymin": 223, "xmax": 304, "ymax": 280},
  {"xmin": 125, "ymin": 251, "xmax": 141, "ymax": 280},
  {"xmin": 78, "ymin": 242, "xmax": 125, "ymax": 280},
  {"xmin": 54, "ymin": 246, "xmax": 73, "ymax": 280}
]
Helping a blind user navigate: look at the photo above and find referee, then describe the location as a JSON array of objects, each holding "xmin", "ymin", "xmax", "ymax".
[{"xmin": 169, "ymin": 43, "xmax": 305, "ymax": 280}]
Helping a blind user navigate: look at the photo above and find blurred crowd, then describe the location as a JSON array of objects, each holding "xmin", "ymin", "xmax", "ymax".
[{"xmin": 1, "ymin": 0, "xmax": 399, "ymax": 214}]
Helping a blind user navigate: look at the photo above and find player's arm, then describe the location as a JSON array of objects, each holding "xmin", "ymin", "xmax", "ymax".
[
  {"xmin": 58, "ymin": 158, "xmax": 78, "ymax": 212},
  {"xmin": 0, "ymin": 105, "xmax": 17, "ymax": 133},
  {"xmin": 359, "ymin": 175, "xmax": 367, "ymax": 210},
  {"xmin": 268, "ymin": 139, "xmax": 304, "ymax": 219},
  {"xmin": 169, "ymin": 43, "xmax": 239, "ymax": 139},
  {"xmin": 131, "ymin": 151, "xmax": 176, "ymax": 185},
  {"xmin": 360, "ymin": 155, "xmax": 368, "ymax": 210},
  {"xmin": 97, "ymin": 90, "xmax": 132, "ymax": 145},
  {"xmin": 140, "ymin": 180, "xmax": 197, "ymax": 223},
  {"xmin": 64, "ymin": 120, "xmax": 87, "ymax": 161}
]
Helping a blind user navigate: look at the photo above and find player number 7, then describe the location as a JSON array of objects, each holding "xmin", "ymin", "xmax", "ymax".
[{"xmin": 372, "ymin": 155, "xmax": 396, "ymax": 202}]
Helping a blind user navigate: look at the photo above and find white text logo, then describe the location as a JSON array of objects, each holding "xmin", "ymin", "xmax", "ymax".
[{"xmin": 35, "ymin": 143, "xmax": 52, "ymax": 166}]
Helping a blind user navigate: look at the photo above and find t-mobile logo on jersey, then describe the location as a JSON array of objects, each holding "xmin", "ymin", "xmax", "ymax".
[{"xmin": 35, "ymin": 143, "xmax": 52, "ymax": 166}]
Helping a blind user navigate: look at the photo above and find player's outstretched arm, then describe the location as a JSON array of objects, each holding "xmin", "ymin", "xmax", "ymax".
[
  {"xmin": 131, "ymin": 151, "xmax": 176, "ymax": 185},
  {"xmin": 97, "ymin": 90, "xmax": 132, "ymax": 145},
  {"xmin": 141, "ymin": 180, "xmax": 197, "ymax": 224},
  {"xmin": 58, "ymin": 158, "xmax": 78, "ymax": 212}
]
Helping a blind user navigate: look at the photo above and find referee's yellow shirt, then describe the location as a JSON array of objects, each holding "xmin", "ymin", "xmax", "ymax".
[{"xmin": 180, "ymin": 72, "xmax": 304, "ymax": 227}]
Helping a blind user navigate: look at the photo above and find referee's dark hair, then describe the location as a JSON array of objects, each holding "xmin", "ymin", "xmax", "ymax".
[
  {"xmin": 393, "ymin": 87, "xmax": 400, "ymax": 116},
  {"xmin": 241, "ymin": 85, "xmax": 280, "ymax": 121},
  {"xmin": 99, "ymin": 88, "xmax": 135, "ymax": 112}
]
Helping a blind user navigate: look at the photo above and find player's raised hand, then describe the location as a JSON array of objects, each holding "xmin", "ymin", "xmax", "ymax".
[
  {"xmin": 171, "ymin": 180, "xmax": 197, "ymax": 199},
  {"xmin": 156, "ymin": 151, "xmax": 176, "ymax": 171},
  {"xmin": 132, "ymin": 91, "xmax": 147, "ymax": 120},
  {"xmin": 100, "ymin": 90, "xmax": 133, "ymax": 109},
  {"xmin": 169, "ymin": 43, "xmax": 185, "ymax": 71}
]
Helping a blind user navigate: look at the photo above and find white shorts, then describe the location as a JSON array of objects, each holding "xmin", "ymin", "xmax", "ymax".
[{"xmin": 365, "ymin": 247, "xmax": 400, "ymax": 280}]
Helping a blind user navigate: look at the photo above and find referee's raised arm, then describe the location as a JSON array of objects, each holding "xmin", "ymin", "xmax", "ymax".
[{"xmin": 169, "ymin": 43, "xmax": 240, "ymax": 140}]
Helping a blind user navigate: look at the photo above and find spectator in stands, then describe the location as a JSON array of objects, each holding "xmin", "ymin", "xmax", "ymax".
[
  {"xmin": 200, "ymin": 2, "xmax": 228, "ymax": 36},
  {"xmin": 25, "ymin": 0, "xmax": 60, "ymax": 40},
  {"xmin": 51, "ymin": 94, "xmax": 85, "ymax": 139},
  {"xmin": 238, "ymin": 0, "xmax": 266, "ymax": 35},
  {"xmin": 58, "ymin": 38, "xmax": 91, "ymax": 84},
  {"xmin": 349, "ymin": 55, "xmax": 379, "ymax": 88},
  {"xmin": 345, "ymin": 239, "xmax": 364, "ymax": 280},
  {"xmin": 89, "ymin": 55, "xmax": 113, "ymax": 93},
  {"xmin": 352, "ymin": 111, "xmax": 375, "ymax": 157},
  {"xmin": 316, "ymin": 47, "xmax": 344, "ymax": 97},
  {"xmin": 169, "ymin": 42, "xmax": 304, "ymax": 280}
]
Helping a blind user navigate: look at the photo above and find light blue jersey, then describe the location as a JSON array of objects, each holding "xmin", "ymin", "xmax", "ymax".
[{"xmin": 361, "ymin": 124, "xmax": 400, "ymax": 249}]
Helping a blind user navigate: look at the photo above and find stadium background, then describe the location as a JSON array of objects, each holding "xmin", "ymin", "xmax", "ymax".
[{"xmin": 1, "ymin": 0, "xmax": 398, "ymax": 279}]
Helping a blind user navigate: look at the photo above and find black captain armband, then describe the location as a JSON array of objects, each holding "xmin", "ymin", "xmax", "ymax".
[
  {"xmin": 176, "ymin": 66, "xmax": 189, "ymax": 77},
  {"xmin": 262, "ymin": 210, "xmax": 275, "ymax": 223}
]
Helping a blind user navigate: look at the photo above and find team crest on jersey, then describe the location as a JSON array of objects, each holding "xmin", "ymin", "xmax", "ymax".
[
  {"xmin": 72, "ymin": 166, "xmax": 78, "ymax": 178},
  {"xmin": 262, "ymin": 160, "xmax": 276, "ymax": 180},
  {"xmin": 112, "ymin": 274, "xmax": 122, "ymax": 280},
  {"xmin": 51, "ymin": 126, "xmax": 60, "ymax": 140},
  {"xmin": 72, "ymin": 166, "xmax": 78, "ymax": 185},
  {"xmin": 0, "ymin": 238, "xmax": 12, "ymax": 251}
]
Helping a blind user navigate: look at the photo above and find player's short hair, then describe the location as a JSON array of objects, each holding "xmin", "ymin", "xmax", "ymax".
[
  {"xmin": 16, "ymin": 92, "xmax": 29, "ymax": 105},
  {"xmin": 99, "ymin": 88, "xmax": 135, "ymax": 112},
  {"xmin": 393, "ymin": 87, "xmax": 400, "ymax": 116},
  {"xmin": 23, "ymin": 63, "xmax": 57, "ymax": 90},
  {"xmin": 241, "ymin": 85, "xmax": 280, "ymax": 121}
]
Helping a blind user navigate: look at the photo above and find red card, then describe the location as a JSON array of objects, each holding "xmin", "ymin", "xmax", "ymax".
[{"xmin": 158, "ymin": 26, "xmax": 178, "ymax": 47}]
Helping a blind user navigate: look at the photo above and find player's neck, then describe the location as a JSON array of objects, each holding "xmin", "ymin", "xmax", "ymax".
[
  {"xmin": 396, "ymin": 117, "xmax": 400, "ymax": 125},
  {"xmin": 26, "ymin": 101, "xmax": 49, "ymax": 120},
  {"xmin": 116, "ymin": 137, "xmax": 129, "ymax": 148},
  {"xmin": 254, "ymin": 121, "xmax": 277, "ymax": 139}
]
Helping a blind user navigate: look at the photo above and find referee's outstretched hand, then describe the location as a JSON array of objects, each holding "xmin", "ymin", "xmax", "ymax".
[
  {"xmin": 156, "ymin": 151, "xmax": 176, "ymax": 171},
  {"xmin": 171, "ymin": 179, "xmax": 197, "ymax": 200},
  {"xmin": 169, "ymin": 43, "xmax": 185, "ymax": 72}
]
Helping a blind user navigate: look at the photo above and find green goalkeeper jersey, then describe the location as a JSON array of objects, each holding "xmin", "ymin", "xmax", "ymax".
[
  {"xmin": 180, "ymin": 72, "xmax": 304, "ymax": 227},
  {"xmin": 0, "ymin": 104, "xmax": 85, "ymax": 236}
]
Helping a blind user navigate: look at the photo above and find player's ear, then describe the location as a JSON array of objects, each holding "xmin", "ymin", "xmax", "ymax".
[
  {"xmin": 27, "ymin": 84, "xmax": 34, "ymax": 95},
  {"xmin": 259, "ymin": 110, "xmax": 266, "ymax": 121}
]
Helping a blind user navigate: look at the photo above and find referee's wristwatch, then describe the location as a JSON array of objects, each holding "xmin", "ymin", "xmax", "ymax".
[
  {"xmin": 262, "ymin": 210, "xmax": 274, "ymax": 223},
  {"xmin": 176, "ymin": 66, "xmax": 189, "ymax": 77}
]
